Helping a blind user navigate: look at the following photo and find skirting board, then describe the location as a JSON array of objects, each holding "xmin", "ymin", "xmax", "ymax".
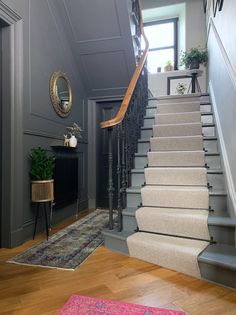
[{"xmin": 209, "ymin": 81, "xmax": 236, "ymax": 218}]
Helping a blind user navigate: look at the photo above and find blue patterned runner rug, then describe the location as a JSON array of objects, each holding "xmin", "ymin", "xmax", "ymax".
[{"xmin": 8, "ymin": 209, "xmax": 112, "ymax": 270}]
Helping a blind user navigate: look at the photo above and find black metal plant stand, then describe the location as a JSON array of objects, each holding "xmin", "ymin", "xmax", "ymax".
[
  {"xmin": 187, "ymin": 69, "xmax": 202, "ymax": 93},
  {"xmin": 33, "ymin": 201, "xmax": 50, "ymax": 241}
]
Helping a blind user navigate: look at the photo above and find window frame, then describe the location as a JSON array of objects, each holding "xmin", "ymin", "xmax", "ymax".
[{"xmin": 144, "ymin": 18, "xmax": 178, "ymax": 70}]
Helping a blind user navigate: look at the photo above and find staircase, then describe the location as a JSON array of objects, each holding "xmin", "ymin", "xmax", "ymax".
[{"xmin": 103, "ymin": 93, "xmax": 236, "ymax": 289}]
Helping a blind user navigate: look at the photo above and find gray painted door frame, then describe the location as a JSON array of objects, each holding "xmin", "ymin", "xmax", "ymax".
[{"xmin": 0, "ymin": 3, "xmax": 24, "ymax": 247}]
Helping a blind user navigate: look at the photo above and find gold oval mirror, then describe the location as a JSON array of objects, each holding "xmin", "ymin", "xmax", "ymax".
[{"xmin": 50, "ymin": 71, "xmax": 72, "ymax": 117}]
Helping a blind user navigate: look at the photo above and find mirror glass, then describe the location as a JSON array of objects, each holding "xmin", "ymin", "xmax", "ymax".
[{"xmin": 50, "ymin": 71, "xmax": 72, "ymax": 117}]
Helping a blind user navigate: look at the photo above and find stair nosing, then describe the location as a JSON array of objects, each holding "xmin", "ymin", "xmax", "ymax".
[{"xmin": 208, "ymin": 216, "xmax": 236, "ymax": 227}]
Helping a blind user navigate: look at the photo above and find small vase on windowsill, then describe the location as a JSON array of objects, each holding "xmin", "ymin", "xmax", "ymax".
[{"xmin": 69, "ymin": 135, "xmax": 77, "ymax": 148}]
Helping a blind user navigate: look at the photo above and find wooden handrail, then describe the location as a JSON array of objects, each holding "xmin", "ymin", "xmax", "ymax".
[{"xmin": 100, "ymin": 0, "xmax": 149, "ymax": 129}]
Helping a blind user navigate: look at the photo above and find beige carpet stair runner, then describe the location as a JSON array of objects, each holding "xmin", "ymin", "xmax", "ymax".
[{"xmin": 127, "ymin": 96, "xmax": 210, "ymax": 279}]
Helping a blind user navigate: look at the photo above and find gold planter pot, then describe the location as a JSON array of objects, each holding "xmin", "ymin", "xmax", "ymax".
[{"xmin": 31, "ymin": 179, "xmax": 54, "ymax": 202}]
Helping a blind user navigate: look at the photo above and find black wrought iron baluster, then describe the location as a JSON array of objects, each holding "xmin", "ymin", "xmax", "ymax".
[
  {"xmin": 107, "ymin": 127, "xmax": 114, "ymax": 230},
  {"xmin": 121, "ymin": 120, "xmax": 127, "ymax": 209},
  {"xmin": 117, "ymin": 124, "xmax": 122, "ymax": 231}
]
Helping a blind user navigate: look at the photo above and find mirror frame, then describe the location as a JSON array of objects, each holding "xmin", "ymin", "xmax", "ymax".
[{"xmin": 50, "ymin": 71, "xmax": 72, "ymax": 118}]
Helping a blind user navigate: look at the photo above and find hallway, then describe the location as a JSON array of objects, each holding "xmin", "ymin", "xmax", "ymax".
[{"xmin": 0, "ymin": 211, "xmax": 236, "ymax": 315}]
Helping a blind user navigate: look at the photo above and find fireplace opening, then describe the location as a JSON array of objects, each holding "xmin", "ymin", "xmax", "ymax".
[{"xmin": 53, "ymin": 157, "xmax": 78, "ymax": 209}]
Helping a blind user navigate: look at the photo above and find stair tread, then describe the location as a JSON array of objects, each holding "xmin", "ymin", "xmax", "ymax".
[
  {"xmin": 144, "ymin": 112, "xmax": 213, "ymax": 119},
  {"xmin": 201, "ymin": 111, "xmax": 213, "ymax": 115},
  {"xmin": 208, "ymin": 216, "xmax": 236, "ymax": 227},
  {"xmin": 209, "ymin": 189, "xmax": 227, "ymax": 196},
  {"xmin": 122, "ymin": 207, "xmax": 137, "ymax": 216},
  {"xmin": 143, "ymin": 185, "xmax": 208, "ymax": 191},
  {"xmin": 132, "ymin": 167, "xmax": 222, "ymax": 173},
  {"xmin": 151, "ymin": 122, "xmax": 214, "ymax": 128},
  {"xmin": 147, "ymin": 150, "xmax": 219, "ymax": 155},
  {"xmin": 149, "ymin": 136, "xmax": 217, "ymax": 140},
  {"xmin": 199, "ymin": 244, "xmax": 236, "ymax": 271},
  {"xmin": 127, "ymin": 185, "xmax": 225, "ymax": 195},
  {"xmin": 126, "ymin": 186, "xmax": 141, "ymax": 193},
  {"xmin": 157, "ymin": 93, "xmax": 201, "ymax": 101},
  {"xmin": 129, "ymin": 232, "xmax": 209, "ymax": 251}
]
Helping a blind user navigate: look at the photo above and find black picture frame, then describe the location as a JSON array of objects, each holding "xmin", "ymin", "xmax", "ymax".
[
  {"xmin": 213, "ymin": 0, "xmax": 224, "ymax": 17},
  {"xmin": 203, "ymin": 0, "xmax": 207, "ymax": 13},
  {"xmin": 167, "ymin": 75, "xmax": 191, "ymax": 95}
]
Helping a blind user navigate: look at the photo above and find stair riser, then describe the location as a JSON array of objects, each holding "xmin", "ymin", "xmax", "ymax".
[
  {"xmin": 201, "ymin": 104, "xmax": 211, "ymax": 112},
  {"xmin": 131, "ymin": 172, "xmax": 225, "ymax": 190},
  {"xmin": 135, "ymin": 154, "xmax": 221, "ymax": 169},
  {"xmin": 125, "ymin": 200, "xmax": 228, "ymax": 220},
  {"xmin": 204, "ymin": 140, "xmax": 218, "ymax": 152},
  {"xmin": 143, "ymin": 115, "xmax": 213, "ymax": 127},
  {"xmin": 137, "ymin": 139, "xmax": 218, "ymax": 154},
  {"xmin": 208, "ymin": 173, "xmax": 225, "ymax": 190},
  {"xmin": 141, "ymin": 129, "xmax": 153, "ymax": 138},
  {"xmin": 199, "ymin": 263, "xmax": 236, "ymax": 289},
  {"xmin": 141, "ymin": 191, "xmax": 209, "ymax": 209},
  {"xmin": 127, "ymin": 192, "xmax": 141, "ymax": 208},
  {"xmin": 143, "ymin": 118, "xmax": 155, "ymax": 127},
  {"xmin": 138, "ymin": 141, "xmax": 150, "ymax": 153},
  {"xmin": 205, "ymin": 155, "xmax": 221, "ymax": 169},
  {"xmin": 146, "ymin": 108, "xmax": 156, "ymax": 116},
  {"xmin": 208, "ymin": 225, "xmax": 235, "ymax": 245},
  {"xmin": 202, "ymin": 115, "xmax": 213, "ymax": 124},
  {"xmin": 158, "ymin": 104, "xmax": 200, "ymax": 114},
  {"xmin": 103, "ymin": 233, "xmax": 129, "ymax": 255},
  {"xmin": 201, "ymin": 95, "xmax": 210, "ymax": 103},
  {"xmin": 209, "ymin": 195, "xmax": 227, "ymax": 212},
  {"xmin": 148, "ymin": 100, "xmax": 158, "ymax": 107},
  {"xmin": 157, "ymin": 97, "xmax": 200, "ymax": 104},
  {"xmin": 134, "ymin": 155, "xmax": 148, "ymax": 168},
  {"xmin": 141, "ymin": 126, "xmax": 215, "ymax": 139},
  {"xmin": 122, "ymin": 215, "xmax": 137, "ymax": 232},
  {"xmin": 122, "ymin": 212, "xmax": 235, "ymax": 245}
]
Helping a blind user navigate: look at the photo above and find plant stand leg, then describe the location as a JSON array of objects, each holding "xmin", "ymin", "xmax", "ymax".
[
  {"xmin": 33, "ymin": 203, "xmax": 40, "ymax": 239},
  {"xmin": 49, "ymin": 201, "xmax": 53, "ymax": 230},
  {"xmin": 43, "ymin": 203, "xmax": 49, "ymax": 240}
]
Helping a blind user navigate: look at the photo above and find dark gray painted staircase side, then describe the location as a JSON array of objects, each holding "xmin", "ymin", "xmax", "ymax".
[
  {"xmin": 199, "ymin": 244, "xmax": 236, "ymax": 289},
  {"xmin": 103, "ymin": 95, "xmax": 236, "ymax": 289}
]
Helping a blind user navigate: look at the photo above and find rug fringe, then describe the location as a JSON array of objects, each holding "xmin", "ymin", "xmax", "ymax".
[{"xmin": 7, "ymin": 260, "xmax": 75, "ymax": 271}]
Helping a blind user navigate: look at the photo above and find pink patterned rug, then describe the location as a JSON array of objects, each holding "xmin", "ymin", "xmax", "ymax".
[{"xmin": 57, "ymin": 295, "xmax": 185, "ymax": 315}]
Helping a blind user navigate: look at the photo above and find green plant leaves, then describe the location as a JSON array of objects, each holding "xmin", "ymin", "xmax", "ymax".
[
  {"xmin": 180, "ymin": 47, "xmax": 208, "ymax": 69},
  {"xmin": 29, "ymin": 147, "xmax": 55, "ymax": 180}
]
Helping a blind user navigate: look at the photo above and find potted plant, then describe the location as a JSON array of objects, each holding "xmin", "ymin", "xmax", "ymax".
[
  {"xmin": 66, "ymin": 122, "xmax": 82, "ymax": 148},
  {"xmin": 180, "ymin": 47, "xmax": 208, "ymax": 69},
  {"xmin": 29, "ymin": 147, "xmax": 55, "ymax": 202},
  {"xmin": 164, "ymin": 60, "xmax": 173, "ymax": 72}
]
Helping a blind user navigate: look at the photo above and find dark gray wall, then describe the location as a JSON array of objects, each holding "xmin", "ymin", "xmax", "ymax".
[
  {"xmin": 1, "ymin": 0, "xmax": 88, "ymax": 247},
  {"xmin": 54, "ymin": 0, "xmax": 137, "ymax": 99}
]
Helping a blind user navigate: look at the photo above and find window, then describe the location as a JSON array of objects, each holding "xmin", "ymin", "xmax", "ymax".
[{"xmin": 144, "ymin": 18, "xmax": 178, "ymax": 74}]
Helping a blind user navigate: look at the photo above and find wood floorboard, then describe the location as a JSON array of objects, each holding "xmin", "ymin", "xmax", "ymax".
[{"xmin": 0, "ymin": 209, "xmax": 236, "ymax": 314}]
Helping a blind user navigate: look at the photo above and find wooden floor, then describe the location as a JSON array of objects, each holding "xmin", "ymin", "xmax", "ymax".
[{"xmin": 0, "ymin": 209, "xmax": 236, "ymax": 315}]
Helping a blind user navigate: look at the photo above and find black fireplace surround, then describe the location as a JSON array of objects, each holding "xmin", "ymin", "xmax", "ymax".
[{"xmin": 52, "ymin": 146, "xmax": 78, "ymax": 209}]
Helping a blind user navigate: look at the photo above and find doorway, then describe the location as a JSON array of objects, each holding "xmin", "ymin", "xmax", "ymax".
[
  {"xmin": 0, "ymin": 19, "xmax": 8, "ymax": 247},
  {"xmin": 96, "ymin": 100, "xmax": 121, "ymax": 208},
  {"xmin": 0, "ymin": 24, "xmax": 2, "ymax": 246}
]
